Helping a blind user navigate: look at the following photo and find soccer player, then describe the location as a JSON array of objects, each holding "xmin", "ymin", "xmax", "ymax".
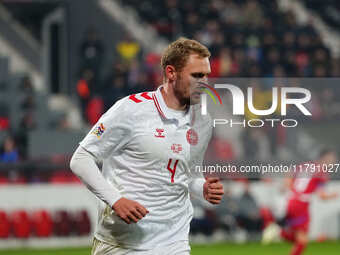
[
  {"xmin": 70, "ymin": 38, "xmax": 224, "ymax": 255},
  {"xmin": 262, "ymin": 148, "xmax": 338, "ymax": 255}
]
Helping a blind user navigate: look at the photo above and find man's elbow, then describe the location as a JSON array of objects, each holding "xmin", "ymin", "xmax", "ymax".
[
  {"xmin": 69, "ymin": 146, "xmax": 84, "ymax": 175},
  {"xmin": 69, "ymin": 146, "xmax": 100, "ymax": 175},
  {"xmin": 69, "ymin": 151, "xmax": 78, "ymax": 174}
]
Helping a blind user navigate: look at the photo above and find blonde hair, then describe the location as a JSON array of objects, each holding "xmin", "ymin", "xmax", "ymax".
[{"xmin": 161, "ymin": 37, "xmax": 210, "ymax": 77}]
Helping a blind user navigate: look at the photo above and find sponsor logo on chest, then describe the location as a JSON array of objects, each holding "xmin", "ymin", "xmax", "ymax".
[
  {"xmin": 171, "ymin": 144, "xmax": 182, "ymax": 154},
  {"xmin": 154, "ymin": 128, "xmax": 165, "ymax": 138}
]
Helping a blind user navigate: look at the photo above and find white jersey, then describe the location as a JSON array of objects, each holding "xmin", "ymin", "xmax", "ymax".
[{"xmin": 80, "ymin": 86, "xmax": 212, "ymax": 250}]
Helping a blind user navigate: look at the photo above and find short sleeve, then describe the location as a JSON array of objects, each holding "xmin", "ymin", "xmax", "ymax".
[{"xmin": 79, "ymin": 98, "xmax": 133, "ymax": 160}]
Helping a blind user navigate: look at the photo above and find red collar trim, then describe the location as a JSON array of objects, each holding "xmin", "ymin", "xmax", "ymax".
[{"xmin": 152, "ymin": 92, "xmax": 166, "ymax": 119}]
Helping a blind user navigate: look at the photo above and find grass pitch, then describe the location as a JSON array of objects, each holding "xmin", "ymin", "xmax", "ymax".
[{"xmin": 0, "ymin": 242, "xmax": 339, "ymax": 255}]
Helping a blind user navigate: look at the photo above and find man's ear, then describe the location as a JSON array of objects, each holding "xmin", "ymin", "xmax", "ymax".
[{"xmin": 165, "ymin": 65, "xmax": 177, "ymax": 81}]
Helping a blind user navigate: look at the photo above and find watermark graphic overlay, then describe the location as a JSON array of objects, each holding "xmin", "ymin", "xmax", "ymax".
[
  {"xmin": 189, "ymin": 78, "xmax": 340, "ymax": 179},
  {"xmin": 199, "ymin": 81, "xmax": 311, "ymax": 128},
  {"xmin": 197, "ymin": 81, "xmax": 223, "ymax": 115}
]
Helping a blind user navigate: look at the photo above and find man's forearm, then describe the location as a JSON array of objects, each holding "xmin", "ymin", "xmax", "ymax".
[{"xmin": 70, "ymin": 146, "xmax": 122, "ymax": 207}]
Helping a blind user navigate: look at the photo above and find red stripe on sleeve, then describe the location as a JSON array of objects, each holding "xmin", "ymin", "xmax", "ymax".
[
  {"xmin": 129, "ymin": 94, "xmax": 142, "ymax": 103},
  {"xmin": 141, "ymin": 92, "xmax": 152, "ymax": 100}
]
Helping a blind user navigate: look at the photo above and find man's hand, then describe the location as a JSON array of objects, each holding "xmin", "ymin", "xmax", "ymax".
[
  {"xmin": 317, "ymin": 190, "xmax": 339, "ymax": 200},
  {"xmin": 112, "ymin": 197, "xmax": 149, "ymax": 224},
  {"xmin": 203, "ymin": 177, "xmax": 224, "ymax": 204}
]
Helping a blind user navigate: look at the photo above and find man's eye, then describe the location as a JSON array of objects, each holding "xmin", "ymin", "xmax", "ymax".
[{"xmin": 192, "ymin": 73, "xmax": 204, "ymax": 78}]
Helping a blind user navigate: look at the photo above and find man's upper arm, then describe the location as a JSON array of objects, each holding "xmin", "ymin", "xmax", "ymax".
[{"xmin": 79, "ymin": 97, "xmax": 133, "ymax": 160}]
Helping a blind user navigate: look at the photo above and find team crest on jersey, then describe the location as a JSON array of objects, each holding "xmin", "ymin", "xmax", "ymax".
[
  {"xmin": 154, "ymin": 128, "xmax": 165, "ymax": 138},
  {"xmin": 171, "ymin": 144, "xmax": 182, "ymax": 154},
  {"xmin": 186, "ymin": 128, "xmax": 198, "ymax": 145},
  {"xmin": 91, "ymin": 123, "xmax": 106, "ymax": 138}
]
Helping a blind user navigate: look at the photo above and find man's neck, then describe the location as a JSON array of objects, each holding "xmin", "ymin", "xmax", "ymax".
[{"xmin": 161, "ymin": 83, "xmax": 187, "ymax": 111}]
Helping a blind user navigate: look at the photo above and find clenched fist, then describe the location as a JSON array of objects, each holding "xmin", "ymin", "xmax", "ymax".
[
  {"xmin": 112, "ymin": 197, "xmax": 149, "ymax": 224},
  {"xmin": 203, "ymin": 177, "xmax": 224, "ymax": 204}
]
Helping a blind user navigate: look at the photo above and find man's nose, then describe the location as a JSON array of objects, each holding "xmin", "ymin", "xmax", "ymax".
[{"xmin": 197, "ymin": 79, "xmax": 208, "ymax": 86}]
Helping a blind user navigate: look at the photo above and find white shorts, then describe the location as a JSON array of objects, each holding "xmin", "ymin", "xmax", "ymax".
[{"xmin": 91, "ymin": 238, "xmax": 191, "ymax": 255}]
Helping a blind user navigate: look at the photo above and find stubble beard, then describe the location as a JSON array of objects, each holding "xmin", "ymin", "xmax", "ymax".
[{"xmin": 173, "ymin": 75, "xmax": 191, "ymax": 107}]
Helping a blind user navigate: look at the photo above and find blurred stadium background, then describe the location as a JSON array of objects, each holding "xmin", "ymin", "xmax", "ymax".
[{"xmin": 0, "ymin": 0, "xmax": 340, "ymax": 254}]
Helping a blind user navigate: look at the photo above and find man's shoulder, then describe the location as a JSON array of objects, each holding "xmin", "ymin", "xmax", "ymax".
[
  {"xmin": 126, "ymin": 91, "xmax": 155, "ymax": 106},
  {"xmin": 98, "ymin": 91, "xmax": 156, "ymax": 130},
  {"xmin": 109, "ymin": 91, "xmax": 155, "ymax": 114}
]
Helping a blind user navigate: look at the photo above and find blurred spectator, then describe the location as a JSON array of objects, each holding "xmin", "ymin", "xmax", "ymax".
[
  {"xmin": 283, "ymin": 51, "xmax": 298, "ymax": 76},
  {"xmin": 49, "ymin": 112, "xmax": 71, "ymax": 130},
  {"xmin": 282, "ymin": 31, "xmax": 296, "ymax": 52},
  {"xmin": 76, "ymin": 69, "xmax": 95, "ymax": 122},
  {"xmin": 127, "ymin": 59, "xmax": 142, "ymax": 88},
  {"xmin": 0, "ymin": 101, "xmax": 9, "ymax": 130},
  {"xmin": 220, "ymin": 0, "xmax": 242, "ymax": 25},
  {"xmin": 264, "ymin": 48, "xmax": 281, "ymax": 76},
  {"xmin": 215, "ymin": 187, "xmax": 239, "ymax": 233},
  {"xmin": 330, "ymin": 58, "xmax": 340, "ymax": 76},
  {"xmin": 20, "ymin": 76, "xmax": 35, "ymax": 95},
  {"xmin": 79, "ymin": 27, "xmax": 104, "ymax": 81},
  {"xmin": 245, "ymin": 35, "xmax": 262, "ymax": 63},
  {"xmin": 242, "ymin": 0, "xmax": 264, "ymax": 27},
  {"xmin": 86, "ymin": 97, "xmax": 104, "ymax": 125},
  {"xmin": 190, "ymin": 197, "xmax": 216, "ymax": 236},
  {"xmin": 144, "ymin": 53, "xmax": 162, "ymax": 87},
  {"xmin": 196, "ymin": 20, "xmax": 220, "ymax": 48},
  {"xmin": 19, "ymin": 111, "xmax": 37, "ymax": 131},
  {"xmin": 210, "ymin": 47, "xmax": 236, "ymax": 77},
  {"xmin": 236, "ymin": 183, "xmax": 263, "ymax": 237},
  {"xmin": 183, "ymin": 12, "xmax": 200, "ymax": 37},
  {"xmin": 103, "ymin": 75, "xmax": 129, "ymax": 110},
  {"xmin": 233, "ymin": 49, "xmax": 246, "ymax": 75},
  {"xmin": 0, "ymin": 136, "xmax": 19, "ymax": 163},
  {"xmin": 57, "ymin": 114, "xmax": 72, "ymax": 130},
  {"xmin": 19, "ymin": 75, "xmax": 37, "ymax": 125},
  {"xmin": 21, "ymin": 94, "xmax": 36, "ymax": 111},
  {"xmin": 15, "ymin": 111, "xmax": 37, "ymax": 159},
  {"xmin": 318, "ymin": 88, "xmax": 340, "ymax": 120},
  {"xmin": 116, "ymin": 34, "xmax": 141, "ymax": 62},
  {"xmin": 130, "ymin": 73, "xmax": 152, "ymax": 94},
  {"xmin": 313, "ymin": 64, "xmax": 328, "ymax": 77}
]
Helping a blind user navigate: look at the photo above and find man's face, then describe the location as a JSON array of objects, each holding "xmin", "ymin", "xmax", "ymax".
[{"xmin": 173, "ymin": 54, "xmax": 211, "ymax": 106}]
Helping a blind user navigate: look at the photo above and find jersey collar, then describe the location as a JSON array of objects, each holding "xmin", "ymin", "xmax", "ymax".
[{"xmin": 152, "ymin": 86, "xmax": 191, "ymax": 125}]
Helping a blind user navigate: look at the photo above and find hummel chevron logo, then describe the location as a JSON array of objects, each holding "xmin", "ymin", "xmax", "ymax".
[{"xmin": 129, "ymin": 92, "xmax": 153, "ymax": 103}]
